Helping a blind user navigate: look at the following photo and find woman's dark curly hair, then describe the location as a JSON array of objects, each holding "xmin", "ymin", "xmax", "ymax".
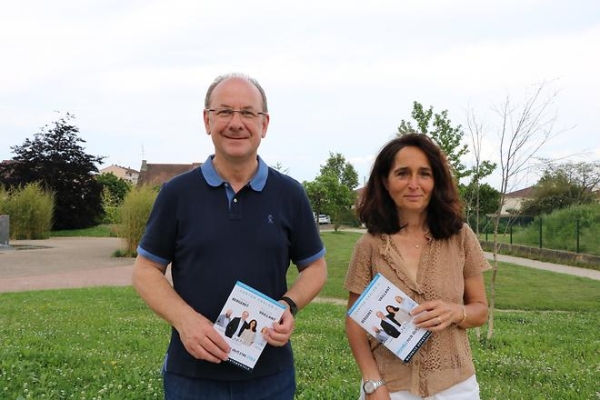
[{"xmin": 358, "ymin": 133, "xmax": 463, "ymax": 239}]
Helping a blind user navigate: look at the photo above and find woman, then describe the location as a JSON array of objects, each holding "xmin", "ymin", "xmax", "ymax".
[
  {"xmin": 240, "ymin": 319, "xmax": 258, "ymax": 346},
  {"xmin": 345, "ymin": 133, "xmax": 490, "ymax": 399},
  {"xmin": 385, "ymin": 305, "xmax": 410, "ymax": 326}
]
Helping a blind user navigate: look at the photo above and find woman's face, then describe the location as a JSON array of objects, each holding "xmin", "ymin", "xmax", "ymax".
[{"xmin": 384, "ymin": 146, "xmax": 434, "ymax": 216}]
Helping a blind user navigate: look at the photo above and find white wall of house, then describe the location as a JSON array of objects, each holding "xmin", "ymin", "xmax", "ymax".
[{"xmin": 99, "ymin": 165, "xmax": 139, "ymax": 185}]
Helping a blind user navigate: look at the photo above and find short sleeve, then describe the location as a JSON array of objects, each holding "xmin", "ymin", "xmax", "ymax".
[
  {"xmin": 461, "ymin": 224, "xmax": 492, "ymax": 277},
  {"xmin": 344, "ymin": 234, "xmax": 377, "ymax": 295}
]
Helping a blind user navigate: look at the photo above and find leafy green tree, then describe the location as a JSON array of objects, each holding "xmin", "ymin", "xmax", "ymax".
[
  {"xmin": 97, "ymin": 172, "xmax": 131, "ymax": 205},
  {"xmin": 520, "ymin": 162, "xmax": 599, "ymax": 216},
  {"xmin": 398, "ymin": 101, "xmax": 470, "ymax": 182},
  {"xmin": 304, "ymin": 173, "xmax": 354, "ymax": 230},
  {"xmin": 97, "ymin": 172, "xmax": 131, "ymax": 225},
  {"xmin": 304, "ymin": 153, "xmax": 359, "ymax": 230},
  {"xmin": 0, "ymin": 113, "xmax": 105, "ymax": 230},
  {"xmin": 461, "ymin": 182, "xmax": 500, "ymax": 230},
  {"xmin": 320, "ymin": 152, "xmax": 359, "ymax": 190}
]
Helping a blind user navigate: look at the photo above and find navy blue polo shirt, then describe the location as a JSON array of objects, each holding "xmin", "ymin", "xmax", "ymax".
[{"xmin": 138, "ymin": 155, "xmax": 325, "ymax": 381}]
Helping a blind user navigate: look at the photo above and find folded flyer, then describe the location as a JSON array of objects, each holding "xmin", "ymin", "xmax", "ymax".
[
  {"xmin": 213, "ymin": 281, "xmax": 286, "ymax": 371},
  {"xmin": 347, "ymin": 273, "xmax": 431, "ymax": 362}
]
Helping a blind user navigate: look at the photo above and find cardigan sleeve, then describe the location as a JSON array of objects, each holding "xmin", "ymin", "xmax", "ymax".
[
  {"xmin": 344, "ymin": 233, "xmax": 377, "ymax": 295},
  {"xmin": 461, "ymin": 223, "xmax": 492, "ymax": 278}
]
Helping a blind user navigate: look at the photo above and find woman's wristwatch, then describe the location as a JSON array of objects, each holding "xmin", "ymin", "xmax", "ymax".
[{"xmin": 363, "ymin": 379, "xmax": 386, "ymax": 394}]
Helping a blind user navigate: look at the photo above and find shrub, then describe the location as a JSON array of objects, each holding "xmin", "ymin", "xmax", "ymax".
[
  {"xmin": 2, "ymin": 183, "xmax": 54, "ymax": 239},
  {"xmin": 512, "ymin": 203, "xmax": 600, "ymax": 255},
  {"xmin": 101, "ymin": 186, "xmax": 122, "ymax": 225},
  {"xmin": 0, "ymin": 186, "xmax": 8, "ymax": 214},
  {"xmin": 119, "ymin": 186, "xmax": 158, "ymax": 256}
]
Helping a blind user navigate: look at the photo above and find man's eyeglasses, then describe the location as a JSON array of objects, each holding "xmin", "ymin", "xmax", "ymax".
[{"xmin": 206, "ymin": 108, "xmax": 268, "ymax": 120}]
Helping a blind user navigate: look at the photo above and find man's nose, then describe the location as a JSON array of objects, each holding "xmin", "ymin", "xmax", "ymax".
[{"xmin": 228, "ymin": 110, "xmax": 244, "ymax": 127}]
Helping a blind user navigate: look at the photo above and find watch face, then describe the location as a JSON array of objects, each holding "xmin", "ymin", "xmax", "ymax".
[{"xmin": 364, "ymin": 381, "xmax": 376, "ymax": 394}]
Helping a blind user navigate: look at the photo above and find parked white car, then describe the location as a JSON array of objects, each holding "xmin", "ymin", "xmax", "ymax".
[{"xmin": 317, "ymin": 214, "xmax": 331, "ymax": 224}]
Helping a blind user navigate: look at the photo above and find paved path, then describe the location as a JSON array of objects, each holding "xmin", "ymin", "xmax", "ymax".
[
  {"xmin": 0, "ymin": 236, "xmax": 598, "ymax": 293},
  {"xmin": 483, "ymin": 252, "xmax": 600, "ymax": 280},
  {"xmin": 0, "ymin": 237, "xmax": 135, "ymax": 292}
]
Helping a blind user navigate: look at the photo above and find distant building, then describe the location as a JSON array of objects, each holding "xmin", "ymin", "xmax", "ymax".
[
  {"xmin": 500, "ymin": 186, "xmax": 535, "ymax": 214},
  {"xmin": 137, "ymin": 160, "xmax": 201, "ymax": 187},
  {"xmin": 99, "ymin": 165, "xmax": 140, "ymax": 185}
]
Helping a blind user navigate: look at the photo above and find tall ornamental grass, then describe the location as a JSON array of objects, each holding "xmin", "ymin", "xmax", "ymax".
[
  {"xmin": 119, "ymin": 185, "xmax": 157, "ymax": 256},
  {"xmin": 101, "ymin": 187, "xmax": 122, "ymax": 225},
  {"xmin": 0, "ymin": 186, "xmax": 8, "ymax": 212},
  {"xmin": 0, "ymin": 183, "xmax": 54, "ymax": 239}
]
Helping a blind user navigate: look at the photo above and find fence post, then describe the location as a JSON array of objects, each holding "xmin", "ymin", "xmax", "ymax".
[
  {"xmin": 485, "ymin": 215, "xmax": 488, "ymax": 241},
  {"xmin": 539, "ymin": 216, "xmax": 543, "ymax": 249},
  {"xmin": 576, "ymin": 218, "xmax": 580, "ymax": 253}
]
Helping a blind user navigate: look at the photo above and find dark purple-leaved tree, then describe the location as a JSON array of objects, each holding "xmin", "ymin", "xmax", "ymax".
[{"xmin": 0, "ymin": 113, "xmax": 105, "ymax": 230}]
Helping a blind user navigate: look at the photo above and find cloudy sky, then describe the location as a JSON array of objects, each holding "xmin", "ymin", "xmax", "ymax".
[{"xmin": 1, "ymin": 0, "xmax": 599, "ymax": 190}]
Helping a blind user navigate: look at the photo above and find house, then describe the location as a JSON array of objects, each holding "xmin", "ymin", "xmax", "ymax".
[
  {"xmin": 99, "ymin": 165, "xmax": 140, "ymax": 185},
  {"xmin": 137, "ymin": 160, "xmax": 201, "ymax": 187},
  {"xmin": 354, "ymin": 186, "xmax": 365, "ymax": 208},
  {"xmin": 500, "ymin": 186, "xmax": 535, "ymax": 214}
]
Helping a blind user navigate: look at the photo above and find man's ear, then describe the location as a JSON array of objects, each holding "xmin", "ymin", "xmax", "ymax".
[
  {"xmin": 261, "ymin": 113, "xmax": 270, "ymax": 139},
  {"xmin": 203, "ymin": 109, "xmax": 211, "ymax": 135}
]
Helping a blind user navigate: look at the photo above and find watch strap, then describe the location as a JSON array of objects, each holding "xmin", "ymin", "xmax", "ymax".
[
  {"xmin": 280, "ymin": 296, "xmax": 298, "ymax": 316},
  {"xmin": 363, "ymin": 379, "xmax": 386, "ymax": 394}
]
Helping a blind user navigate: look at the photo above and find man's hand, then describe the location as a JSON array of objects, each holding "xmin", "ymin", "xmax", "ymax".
[
  {"xmin": 177, "ymin": 312, "xmax": 231, "ymax": 363},
  {"xmin": 265, "ymin": 308, "xmax": 295, "ymax": 347}
]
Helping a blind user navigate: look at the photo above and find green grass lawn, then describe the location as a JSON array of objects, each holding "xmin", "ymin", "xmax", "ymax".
[
  {"xmin": 50, "ymin": 224, "xmax": 117, "ymax": 238},
  {"xmin": 1, "ymin": 230, "xmax": 598, "ymax": 399}
]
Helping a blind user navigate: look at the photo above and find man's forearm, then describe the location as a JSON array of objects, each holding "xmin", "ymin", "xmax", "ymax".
[
  {"xmin": 283, "ymin": 257, "xmax": 327, "ymax": 311},
  {"xmin": 132, "ymin": 256, "xmax": 198, "ymax": 331}
]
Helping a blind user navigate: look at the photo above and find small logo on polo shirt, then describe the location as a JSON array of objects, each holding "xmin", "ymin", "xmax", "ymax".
[{"xmin": 267, "ymin": 214, "xmax": 274, "ymax": 224}]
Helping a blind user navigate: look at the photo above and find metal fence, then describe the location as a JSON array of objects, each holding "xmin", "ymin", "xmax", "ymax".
[{"xmin": 473, "ymin": 215, "xmax": 599, "ymax": 256}]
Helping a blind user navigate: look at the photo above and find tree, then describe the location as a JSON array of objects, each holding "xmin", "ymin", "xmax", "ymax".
[
  {"xmin": 398, "ymin": 102, "xmax": 471, "ymax": 183},
  {"xmin": 271, "ymin": 162, "xmax": 290, "ymax": 175},
  {"xmin": 304, "ymin": 173, "xmax": 354, "ymax": 230},
  {"xmin": 464, "ymin": 107, "xmax": 497, "ymax": 234},
  {"xmin": 97, "ymin": 172, "xmax": 131, "ymax": 206},
  {"xmin": 304, "ymin": 153, "xmax": 359, "ymax": 230},
  {"xmin": 97, "ymin": 172, "xmax": 131, "ymax": 225},
  {"xmin": 319, "ymin": 152, "xmax": 359, "ymax": 190},
  {"xmin": 486, "ymin": 82, "xmax": 561, "ymax": 340},
  {"xmin": 461, "ymin": 182, "xmax": 500, "ymax": 226},
  {"xmin": 520, "ymin": 161, "xmax": 600, "ymax": 216},
  {"xmin": 0, "ymin": 113, "xmax": 105, "ymax": 230}
]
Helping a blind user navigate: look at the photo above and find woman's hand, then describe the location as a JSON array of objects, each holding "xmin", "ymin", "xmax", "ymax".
[{"xmin": 410, "ymin": 300, "xmax": 463, "ymax": 331}]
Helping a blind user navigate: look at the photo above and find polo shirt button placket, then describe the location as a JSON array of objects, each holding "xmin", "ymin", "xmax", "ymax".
[{"xmin": 230, "ymin": 196, "xmax": 241, "ymax": 220}]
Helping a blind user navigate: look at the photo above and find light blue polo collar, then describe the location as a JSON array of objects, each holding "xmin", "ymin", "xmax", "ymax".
[{"xmin": 201, "ymin": 155, "xmax": 268, "ymax": 191}]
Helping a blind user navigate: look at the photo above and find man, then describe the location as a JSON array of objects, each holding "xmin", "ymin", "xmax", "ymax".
[
  {"xmin": 132, "ymin": 73, "xmax": 327, "ymax": 400},
  {"xmin": 215, "ymin": 309, "xmax": 233, "ymax": 328},
  {"xmin": 371, "ymin": 326, "xmax": 391, "ymax": 344},
  {"xmin": 376, "ymin": 311, "xmax": 400, "ymax": 339},
  {"xmin": 225, "ymin": 311, "xmax": 250, "ymax": 338}
]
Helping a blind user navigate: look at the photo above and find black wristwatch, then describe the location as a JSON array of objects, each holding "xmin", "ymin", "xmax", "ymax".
[{"xmin": 280, "ymin": 296, "xmax": 298, "ymax": 316}]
